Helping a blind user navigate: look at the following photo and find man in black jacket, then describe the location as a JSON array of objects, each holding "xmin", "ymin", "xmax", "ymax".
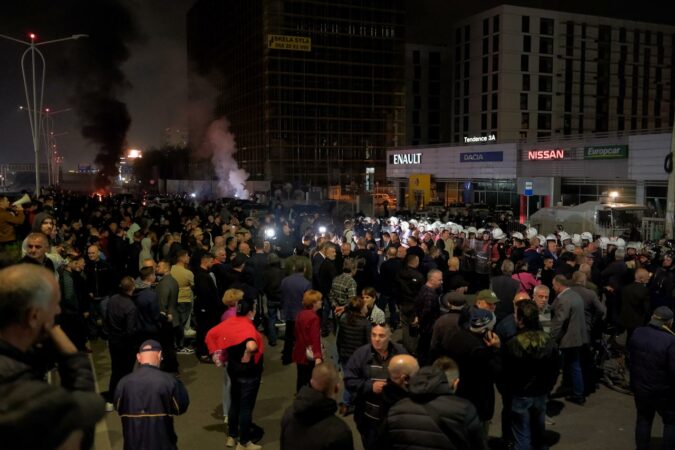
[
  {"xmin": 503, "ymin": 301, "xmax": 560, "ymax": 450},
  {"xmin": 396, "ymin": 254, "xmax": 424, "ymax": 353},
  {"xmin": 344, "ymin": 324, "xmax": 408, "ymax": 450},
  {"xmin": 628, "ymin": 306, "xmax": 675, "ymax": 450},
  {"xmin": 115, "ymin": 340, "xmax": 190, "ymax": 450},
  {"xmin": 194, "ymin": 253, "xmax": 222, "ymax": 362},
  {"xmin": 104, "ymin": 276, "xmax": 139, "ymax": 410},
  {"xmin": 262, "ymin": 253, "xmax": 285, "ymax": 346},
  {"xmin": 379, "ymin": 366, "xmax": 488, "ymax": 450},
  {"xmin": 377, "ymin": 246, "xmax": 402, "ymax": 329},
  {"xmin": 0, "ymin": 264, "xmax": 105, "ymax": 450},
  {"xmin": 280, "ymin": 362, "xmax": 353, "ymax": 450},
  {"xmin": 621, "ymin": 268, "xmax": 651, "ymax": 343}
]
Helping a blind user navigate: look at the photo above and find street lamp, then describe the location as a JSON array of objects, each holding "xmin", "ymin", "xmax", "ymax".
[
  {"xmin": 19, "ymin": 105, "xmax": 72, "ymax": 186},
  {"xmin": 0, "ymin": 32, "xmax": 88, "ymax": 195}
]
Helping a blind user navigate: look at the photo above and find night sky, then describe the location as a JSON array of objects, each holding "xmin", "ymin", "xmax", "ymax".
[{"xmin": 0, "ymin": 0, "xmax": 672, "ymax": 169}]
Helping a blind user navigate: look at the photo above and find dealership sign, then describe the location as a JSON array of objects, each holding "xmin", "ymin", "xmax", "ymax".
[
  {"xmin": 389, "ymin": 153, "xmax": 422, "ymax": 165},
  {"xmin": 583, "ymin": 145, "xmax": 628, "ymax": 159},
  {"xmin": 459, "ymin": 151, "xmax": 503, "ymax": 162},
  {"xmin": 528, "ymin": 149, "xmax": 566, "ymax": 160},
  {"xmin": 464, "ymin": 134, "xmax": 496, "ymax": 144}
]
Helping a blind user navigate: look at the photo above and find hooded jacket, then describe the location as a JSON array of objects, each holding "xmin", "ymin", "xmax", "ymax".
[
  {"xmin": 280, "ymin": 385, "xmax": 353, "ymax": 450},
  {"xmin": 503, "ymin": 329, "xmax": 560, "ymax": 397},
  {"xmin": 379, "ymin": 367, "xmax": 488, "ymax": 450}
]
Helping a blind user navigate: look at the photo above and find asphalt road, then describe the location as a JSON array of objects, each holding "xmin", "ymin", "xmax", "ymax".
[{"xmin": 91, "ymin": 332, "xmax": 664, "ymax": 450}]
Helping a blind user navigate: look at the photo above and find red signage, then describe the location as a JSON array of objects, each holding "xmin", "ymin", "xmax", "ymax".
[{"xmin": 528, "ymin": 149, "xmax": 565, "ymax": 160}]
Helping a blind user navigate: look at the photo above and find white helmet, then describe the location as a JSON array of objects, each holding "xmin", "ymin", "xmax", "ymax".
[
  {"xmin": 511, "ymin": 232, "xmax": 524, "ymax": 241},
  {"xmin": 627, "ymin": 241, "xmax": 641, "ymax": 251},
  {"xmin": 467, "ymin": 226, "xmax": 477, "ymax": 235},
  {"xmin": 400, "ymin": 221, "xmax": 410, "ymax": 231},
  {"xmin": 409, "ymin": 219, "xmax": 418, "ymax": 227},
  {"xmin": 546, "ymin": 234, "xmax": 558, "ymax": 242},
  {"xmin": 572, "ymin": 234, "xmax": 582, "ymax": 247},
  {"xmin": 492, "ymin": 228, "xmax": 506, "ymax": 240},
  {"xmin": 558, "ymin": 231, "xmax": 571, "ymax": 243},
  {"xmin": 615, "ymin": 237, "xmax": 626, "ymax": 249},
  {"xmin": 536, "ymin": 235, "xmax": 547, "ymax": 246},
  {"xmin": 581, "ymin": 231, "xmax": 593, "ymax": 241},
  {"xmin": 389, "ymin": 216, "xmax": 399, "ymax": 226},
  {"xmin": 598, "ymin": 236, "xmax": 610, "ymax": 250},
  {"xmin": 526, "ymin": 227, "xmax": 538, "ymax": 239}
]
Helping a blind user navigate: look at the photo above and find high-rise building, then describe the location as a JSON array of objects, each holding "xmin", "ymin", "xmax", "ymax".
[
  {"xmin": 187, "ymin": 0, "xmax": 405, "ymax": 188},
  {"xmin": 404, "ymin": 44, "xmax": 452, "ymax": 146},
  {"xmin": 450, "ymin": 4, "xmax": 675, "ymax": 144}
]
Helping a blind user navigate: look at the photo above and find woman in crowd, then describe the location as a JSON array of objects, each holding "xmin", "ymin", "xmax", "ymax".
[{"xmin": 292, "ymin": 290, "xmax": 323, "ymax": 393}]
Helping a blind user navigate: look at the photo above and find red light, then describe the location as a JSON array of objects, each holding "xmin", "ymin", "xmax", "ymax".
[{"xmin": 28, "ymin": 33, "xmax": 36, "ymax": 40}]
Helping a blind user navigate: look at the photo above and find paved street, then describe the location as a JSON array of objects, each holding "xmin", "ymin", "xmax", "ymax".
[{"xmin": 91, "ymin": 332, "xmax": 664, "ymax": 450}]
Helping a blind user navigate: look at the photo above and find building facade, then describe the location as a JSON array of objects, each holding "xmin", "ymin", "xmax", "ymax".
[
  {"xmin": 387, "ymin": 131, "xmax": 671, "ymax": 218},
  {"xmin": 187, "ymin": 0, "xmax": 405, "ymax": 187},
  {"xmin": 404, "ymin": 44, "xmax": 452, "ymax": 146},
  {"xmin": 450, "ymin": 5, "xmax": 675, "ymax": 144}
]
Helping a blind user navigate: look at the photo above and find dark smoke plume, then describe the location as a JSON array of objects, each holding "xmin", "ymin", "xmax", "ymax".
[{"xmin": 0, "ymin": 0, "xmax": 139, "ymax": 188}]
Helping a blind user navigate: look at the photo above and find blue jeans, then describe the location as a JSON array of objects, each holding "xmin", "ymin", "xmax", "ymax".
[
  {"xmin": 228, "ymin": 375, "xmax": 261, "ymax": 443},
  {"xmin": 635, "ymin": 394, "xmax": 675, "ymax": 450},
  {"xmin": 561, "ymin": 347, "xmax": 584, "ymax": 400},
  {"xmin": 511, "ymin": 395, "xmax": 548, "ymax": 450}
]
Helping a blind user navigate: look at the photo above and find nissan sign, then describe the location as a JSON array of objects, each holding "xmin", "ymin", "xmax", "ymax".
[{"xmin": 527, "ymin": 149, "xmax": 566, "ymax": 160}]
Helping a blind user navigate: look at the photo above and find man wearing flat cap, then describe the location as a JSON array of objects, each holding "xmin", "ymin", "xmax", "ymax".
[
  {"xmin": 628, "ymin": 306, "xmax": 675, "ymax": 450},
  {"xmin": 115, "ymin": 339, "xmax": 190, "ymax": 450}
]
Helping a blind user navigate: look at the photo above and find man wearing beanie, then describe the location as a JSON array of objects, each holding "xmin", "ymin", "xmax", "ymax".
[{"xmin": 628, "ymin": 306, "xmax": 675, "ymax": 450}]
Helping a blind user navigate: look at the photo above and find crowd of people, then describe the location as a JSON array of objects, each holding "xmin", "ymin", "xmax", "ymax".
[{"xmin": 1, "ymin": 190, "xmax": 674, "ymax": 450}]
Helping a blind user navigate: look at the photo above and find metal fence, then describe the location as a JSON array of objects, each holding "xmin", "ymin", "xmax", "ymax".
[{"xmin": 642, "ymin": 217, "xmax": 666, "ymax": 241}]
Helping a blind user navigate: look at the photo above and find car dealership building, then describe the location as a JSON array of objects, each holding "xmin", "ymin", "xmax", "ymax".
[{"xmin": 386, "ymin": 131, "xmax": 671, "ymax": 218}]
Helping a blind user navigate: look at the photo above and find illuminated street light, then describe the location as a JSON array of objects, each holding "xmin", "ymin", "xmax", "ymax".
[
  {"xmin": 609, "ymin": 191, "xmax": 619, "ymax": 200},
  {"xmin": 0, "ymin": 32, "xmax": 88, "ymax": 194}
]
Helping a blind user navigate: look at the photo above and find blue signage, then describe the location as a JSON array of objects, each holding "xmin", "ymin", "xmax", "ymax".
[{"xmin": 459, "ymin": 151, "xmax": 503, "ymax": 162}]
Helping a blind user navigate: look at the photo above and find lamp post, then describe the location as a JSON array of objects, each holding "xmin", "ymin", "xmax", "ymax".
[
  {"xmin": 19, "ymin": 105, "xmax": 72, "ymax": 186},
  {"xmin": 0, "ymin": 32, "xmax": 87, "ymax": 195}
]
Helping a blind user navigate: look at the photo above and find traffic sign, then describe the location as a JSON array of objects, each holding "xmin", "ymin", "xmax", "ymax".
[{"xmin": 524, "ymin": 181, "xmax": 533, "ymax": 197}]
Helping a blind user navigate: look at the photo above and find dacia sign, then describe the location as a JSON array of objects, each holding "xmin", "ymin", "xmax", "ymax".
[
  {"xmin": 528, "ymin": 149, "xmax": 566, "ymax": 160},
  {"xmin": 459, "ymin": 151, "xmax": 503, "ymax": 162},
  {"xmin": 389, "ymin": 153, "xmax": 422, "ymax": 165}
]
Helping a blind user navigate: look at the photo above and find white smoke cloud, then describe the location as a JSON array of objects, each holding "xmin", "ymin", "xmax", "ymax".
[{"xmin": 201, "ymin": 118, "xmax": 249, "ymax": 199}]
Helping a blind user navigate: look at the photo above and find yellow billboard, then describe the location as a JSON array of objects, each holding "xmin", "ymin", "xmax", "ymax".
[{"xmin": 267, "ymin": 34, "xmax": 311, "ymax": 52}]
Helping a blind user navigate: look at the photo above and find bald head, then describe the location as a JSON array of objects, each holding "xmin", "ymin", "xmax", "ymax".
[
  {"xmin": 513, "ymin": 291, "xmax": 530, "ymax": 304},
  {"xmin": 388, "ymin": 354, "xmax": 420, "ymax": 389},
  {"xmin": 310, "ymin": 362, "xmax": 341, "ymax": 399},
  {"xmin": 635, "ymin": 268, "xmax": 650, "ymax": 284}
]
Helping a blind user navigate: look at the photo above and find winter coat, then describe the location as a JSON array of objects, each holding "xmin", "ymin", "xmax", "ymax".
[
  {"xmin": 503, "ymin": 329, "xmax": 560, "ymax": 397},
  {"xmin": 628, "ymin": 324, "xmax": 675, "ymax": 398},
  {"xmin": 395, "ymin": 266, "xmax": 424, "ymax": 314},
  {"xmin": 379, "ymin": 367, "xmax": 488, "ymax": 450},
  {"xmin": 280, "ymin": 386, "xmax": 354, "ymax": 450},
  {"xmin": 114, "ymin": 364, "xmax": 189, "ymax": 450},
  {"xmin": 550, "ymin": 288, "xmax": 589, "ymax": 348},
  {"xmin": 443, "ymin": 329, "xmax": 501, "ymax": 422},
  {"xmin": 620, "ymin": 282, "xmax": 650, "ymax": 330},
  {"xmin": 337, "ymin": 314, "xmax": 371, "ymax": 361},
  {"xmin": 293, "ymin": 309, "xmax": 323, "ymax": 365}
]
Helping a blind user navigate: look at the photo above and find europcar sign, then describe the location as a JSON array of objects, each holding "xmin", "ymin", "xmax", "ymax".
[{"xmin": 583, "ymin": 145, "xmax": 628, "ymax": 159}]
